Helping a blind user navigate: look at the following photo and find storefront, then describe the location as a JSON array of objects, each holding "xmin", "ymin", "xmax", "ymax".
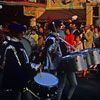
[
  {"xmin": 37, "ymin": 0, "xmax": 86, "ymax": 25},
  {"xmin": 86, "ymin": 1, "xmax": 100, "ymax": 26},
  {"xmin": 37, "ymin": 9, "xmax": 86, "ymax": 23},
  {"xmin": 0, "ymin": 0, "xmax": 47, "ymax": 26}
]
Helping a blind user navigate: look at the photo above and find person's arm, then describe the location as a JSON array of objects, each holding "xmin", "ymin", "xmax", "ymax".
[{"xmin": 41, "ymin": 38, "xmax": 54, "ymax": 66}]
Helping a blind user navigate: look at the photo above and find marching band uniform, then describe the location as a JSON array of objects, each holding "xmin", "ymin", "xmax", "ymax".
[
  {"xmin": 43, "ymin": 32, "xmax": 63, "ymax": 72},
  {"xmin": 43, "ymin": 20, "xmax": 77, "ymax": 100},
  {"xmin": 0, "ymin": 24, "xmax": 41, "ymax": 90}
]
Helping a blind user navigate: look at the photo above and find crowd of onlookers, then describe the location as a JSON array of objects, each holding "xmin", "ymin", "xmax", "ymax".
[
  {"xmin": 24, "ymin": 19, "xmax": 100, "ymax": 77},
  {"xmin": 0, "ymin": 17, "xmax": 100, "ymax": 77}
]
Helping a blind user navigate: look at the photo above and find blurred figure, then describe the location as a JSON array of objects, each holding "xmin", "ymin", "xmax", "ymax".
[
  {"xmin": 90, "ymin": 24, "xmax": 95, "ymax": 32},
  {"xmin": 65, "ymin": 27, "xmax": 75, "ymax": 51},
  {"xmin": 93, "ymin": 26, "xmax": 100, "ymax": 48},
  {"xmin": 30, "ymin": 28, "xmax": 39, "ymax": 44},
  {"xmin": 59, "ymin": 24, "xmax": 66, "ymax": 40},
  {"xmin": 72, "ymin": 24, "xmax": 80, "ymax": 38},
  {"xmin": 74, "ymin": 35, "xmax": 83, "ymax": 50},
  {"xmin": 82, "ymin": 24, "xmax": 94, "ymax": 77},
  {"xmin": 71, "ymin": 15, "xmax": 80, "ymax": 28},
  {"xmin": 83, "ymin": 24, "xmax": 93, "ymax": 49},
  {"xmin": 38, "ymin": 27, "xmax": 44, "ymax": 49}
]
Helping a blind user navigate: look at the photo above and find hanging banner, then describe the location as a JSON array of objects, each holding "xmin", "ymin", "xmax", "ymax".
[
  {"xmin": 47, "ymin": 0, "xmax": 86, "ymax": 9},
  {"xmin": 23, "ymin": 6, "xmax": 37, "ymax": 17}
]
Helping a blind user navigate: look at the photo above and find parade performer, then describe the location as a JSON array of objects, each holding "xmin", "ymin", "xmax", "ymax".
[
  {"xmin": 42, "ymin": 20, "xmax": 77, "ymax": 100},
  {"xmin": 0, "ymin": 23, "xmax": 42, "ymax": 90}
]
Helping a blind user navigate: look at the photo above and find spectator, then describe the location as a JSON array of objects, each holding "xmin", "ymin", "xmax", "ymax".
[
  {"xmin": 74, "ymin": 35, "xmax": 83, "ymax": 50},
  {"xmin": 30, "ymin": 28, "xmax": 39, "ymax": 44},
  {"xmin": 65, "ymin": 27, "xmax": 75, "ymax": 50},
  {"xmin": 59, "ymin": 25, "xmax": 66, "ymax": 40},
  {"xmin": 93, "ymin": 26, "xmax": 100, "ymax": 48}
]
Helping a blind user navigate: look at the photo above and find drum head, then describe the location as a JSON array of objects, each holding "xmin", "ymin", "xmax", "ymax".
[
  {"xmin": 34, "ymin": 72, "xmax": 59, "ymax": 87},
  {"xmin": 20, "ymin": 38, "xmax": 32, "ymax": 57}
]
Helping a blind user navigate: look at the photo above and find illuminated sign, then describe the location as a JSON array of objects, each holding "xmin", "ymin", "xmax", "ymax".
[{"xmin": 23, "ymin": 6, "xmax": 37, "ymax": 16}]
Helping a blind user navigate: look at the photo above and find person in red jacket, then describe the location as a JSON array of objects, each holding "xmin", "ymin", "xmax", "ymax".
[{"xmin": 65, "ymin": 27, "xmax": 75, "ymax": 51}]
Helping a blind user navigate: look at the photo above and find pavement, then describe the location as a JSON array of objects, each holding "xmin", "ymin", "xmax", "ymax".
[
  {"xmin": 0, "ymin": 69, "xmax": 100, "ymax": 100},
  {"xmin": 62, "ymin": 69, "xmax": 100, "ymax": 100}
]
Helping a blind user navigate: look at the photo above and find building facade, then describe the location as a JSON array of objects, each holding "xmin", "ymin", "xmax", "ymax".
[
  {"xmin": 37, "ymin": 0, "xmax": 86, "ymax": 24},
  {"xmin": 0, "ymin": 0, "xmax": 47, "ymax": 26},
  {"xmin": 86, "ymin": 0, "xmax": 100, "ymax": 26}
]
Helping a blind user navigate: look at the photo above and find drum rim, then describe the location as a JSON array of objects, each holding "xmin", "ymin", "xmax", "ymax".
[{"xmin": 20, "ymin": 37, "xmax": 32, "ymax": 56}]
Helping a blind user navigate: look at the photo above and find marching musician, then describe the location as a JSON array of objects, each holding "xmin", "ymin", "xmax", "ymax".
[
  {"xmin": 42, "ymin": 20, "xmax": 77, "ymax": 100},
  {"xmin": 0, "ymin": 23, "xmax": 42, "ymax": 90}
]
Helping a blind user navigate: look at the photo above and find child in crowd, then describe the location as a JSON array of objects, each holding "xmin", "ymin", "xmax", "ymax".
[{"xmin": 74, "ymin": 35, "xmax": 83, "ymax": 50}]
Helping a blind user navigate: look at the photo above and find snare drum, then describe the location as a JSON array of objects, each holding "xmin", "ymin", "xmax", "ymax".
[
  {"xmin": 30, "ymin": 72, "xmax": 59, "ymax": 100},
  {"xmin": 62, "ymin": 53, "xmax": 87, "ymax": 72},
  {"xmin": 80, "ymin": 48, "xmax": 100, "ymax": 66},
  {"xmin": 80, "ymin": 49, "xmax": 92, "ymax": 66}
]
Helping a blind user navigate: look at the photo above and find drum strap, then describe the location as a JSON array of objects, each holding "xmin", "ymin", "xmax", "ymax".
[
  {"xmin": 20, "ymin": 49, "xmax": 29, "ymax": 64},
  {"xmin": 2, "ymin": 45, "xmax": 21, "ymax": 67}
]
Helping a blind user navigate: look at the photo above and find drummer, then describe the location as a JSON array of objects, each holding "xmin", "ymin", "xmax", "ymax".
[
  {"xmin": 42, "ymin": 20, "xmax": 77, "ymax": 100},
  {"xmin": 0, "ymin": 23, "xmax": 42, "ymax": 90}
]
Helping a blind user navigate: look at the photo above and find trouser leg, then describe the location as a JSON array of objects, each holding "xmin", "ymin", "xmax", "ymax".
[
  {"xmin": 66, "ymin": 72, "xmax": 77, "ymax": 100},
  {"xmin": 14, "ymin": 92, "xmax": 21, "ymax": 100},
  {"xmin": 56, "ymin": 73, "xmax": 66, "ymax": 100}
]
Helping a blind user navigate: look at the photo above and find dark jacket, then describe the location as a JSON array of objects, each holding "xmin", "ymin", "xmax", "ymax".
[{"xmin": 0, "ymin": 38, "xmax": 36, "ymax": 90}]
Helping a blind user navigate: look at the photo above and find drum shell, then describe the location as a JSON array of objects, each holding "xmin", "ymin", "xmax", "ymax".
[
  {"xmin": 62, "ymin": 54, "xmax": 87, "ymax": 72},
  {"xmin": 81, "ymin": 48, "xmax": 100, "ymax": 66},
  {"xmin": 28, "ymin": 72, "xmax": 58, "ymax": 100},
  {"xmin": 80, "ymin": 50, "xmax": 92, "ymax": 66},
  {"xmin": 90, "ymin": 48, "xmax": 100, "ymax": 65},
  {"xmin": 20, "ymin": 37, "xmax": 32, "ymax": 57},
  {"xmin": 29, "ymin": 81, "xmax": 57, "ymax": 99}
]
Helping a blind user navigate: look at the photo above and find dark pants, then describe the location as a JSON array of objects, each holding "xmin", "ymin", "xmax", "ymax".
[{"xmin": 56, "ymin": 72, "xmax": 77, "ymax": 100}]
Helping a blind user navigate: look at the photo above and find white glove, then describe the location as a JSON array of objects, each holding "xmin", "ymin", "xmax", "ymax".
[{"xmin": 31, "ymin": 63, "xmax": 41, "ymax": 71}]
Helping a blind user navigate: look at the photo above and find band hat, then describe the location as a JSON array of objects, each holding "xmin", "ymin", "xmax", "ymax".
[{"xmin": 8, "ymin": 23, "xmax": 26, "ymax": 33}]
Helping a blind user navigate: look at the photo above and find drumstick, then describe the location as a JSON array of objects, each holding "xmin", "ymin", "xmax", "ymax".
[
  {"xmin": 39, "ymin": 63, "xmax": 42, "ymax": 77},
  {"xmin": 52, "ymin": 21, "xmax": 79, "ymax": 51},
  {"xmin": 25, "ymin": 87, "xmax": 40, "ymax": 100},
  {"xmin": 40, "ymin": 68, "xmax": 42, "ymax": 77}
]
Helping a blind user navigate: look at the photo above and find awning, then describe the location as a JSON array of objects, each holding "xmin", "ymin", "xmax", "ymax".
[{"xmin": 37, "ymin": 9, "xmax": 86, "ymax": 22}]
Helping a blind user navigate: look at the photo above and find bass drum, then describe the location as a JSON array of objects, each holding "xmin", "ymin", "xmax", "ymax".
[
  {"xmin": 23, "ymin": 35, "xmax": 38, "ymax": 51},
  {"xmin": 20, "ymin": 37, "xmax": 32, "ymax": 57}
]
